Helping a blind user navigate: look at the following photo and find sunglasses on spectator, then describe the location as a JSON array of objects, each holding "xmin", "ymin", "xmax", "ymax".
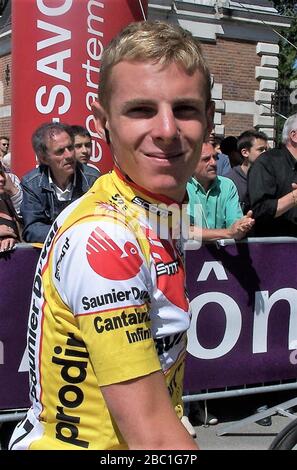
[{"xmin": 1, "ymin": 143, "xmax": 9, "ymax": 147}]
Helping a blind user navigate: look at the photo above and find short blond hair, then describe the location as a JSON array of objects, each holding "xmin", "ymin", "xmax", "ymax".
[{"xmin": 99, "ymin": 21, "xmax": 212, "ymax": 111}]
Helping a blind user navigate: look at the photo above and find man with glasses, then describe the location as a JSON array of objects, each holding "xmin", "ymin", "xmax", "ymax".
[
  {"xmin": 0, "ymin": 136, "xmax": 22, "ymax": 212},
  {"xmin": 0, "ymin": 136, "xmax": 9, "ymax": 160}
]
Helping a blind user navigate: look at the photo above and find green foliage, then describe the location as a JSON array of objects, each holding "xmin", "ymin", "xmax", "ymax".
[
  {"xmin": 272, "ymin": 1, "xmax": 297, "ymax": 88},
  {"xmin": 272, "ymin": 2, "xmax": 297, "ymax": 145},
  {"xmin": 272, "ymin": 1, "xmax": 296, "ymax": 15}
]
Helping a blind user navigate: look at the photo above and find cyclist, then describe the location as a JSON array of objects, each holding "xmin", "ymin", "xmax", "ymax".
[{"xmin": 9, "ymin": 20, "xmax": 213, "ymax": 450}]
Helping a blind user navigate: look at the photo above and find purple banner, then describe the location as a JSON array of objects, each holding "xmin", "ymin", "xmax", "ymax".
[
  {"xmin": 184, "ymin": 240, "xmax": 297, "ymax": 392},
  {"xmin": 0, "ymin": 245, "xmax": 40, "ymax": 410},
  {"xmin": 1, "ymin": 241, "xmax": 297, "ymax": 411}
]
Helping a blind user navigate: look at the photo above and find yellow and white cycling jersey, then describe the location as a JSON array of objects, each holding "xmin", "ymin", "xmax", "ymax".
[{"xmin": 10, "ymin": 167, "xmax": 191, "ymax": 450}]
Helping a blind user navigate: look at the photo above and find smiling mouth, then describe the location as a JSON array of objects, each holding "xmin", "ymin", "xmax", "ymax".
[{"xmin": 145, "ymin": 152, "xmax": 184, "ymax": 160}]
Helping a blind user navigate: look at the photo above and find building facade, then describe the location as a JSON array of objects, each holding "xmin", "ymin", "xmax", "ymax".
[{"xmin": 148, "ymin": 0, "xmax": 291, "ymax": 144}]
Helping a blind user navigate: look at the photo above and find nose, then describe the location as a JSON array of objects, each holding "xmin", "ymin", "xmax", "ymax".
[{"xmin": 151, "ymin": 106, "xmax": 179, "ymax": 143}]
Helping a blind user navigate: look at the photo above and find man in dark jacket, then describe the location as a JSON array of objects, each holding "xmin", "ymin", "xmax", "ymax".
[
  {"xmin": 226, "ymin": 129, "xmax": 268, "ymax": 213},
  {"xmin": 248, "ymin": 113, "xmax": 297, "ymax": 237},
  {"xmin": 20, "ymin": 122, "xmax": 99, "ymax": 243}
]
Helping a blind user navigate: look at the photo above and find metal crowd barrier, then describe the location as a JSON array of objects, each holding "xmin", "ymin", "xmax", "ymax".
[{"xmin": 1, "ymin": 238, "xmax": 297, "ymax": 429}]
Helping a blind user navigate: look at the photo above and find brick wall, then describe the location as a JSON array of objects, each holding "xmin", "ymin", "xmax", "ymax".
[
  {"xmin": 0, "ymin": 53, "xmax": 12, "ymax": 139},
  {"xmin": 202, "ymin": 38, "xmax": 261, "ymax": 136},
  {"xmin": 223, "ymin": 113, "xmax": 254, "ymax": 137},
  {"xmin": 202, "ymin": 38, "xmax": 261, "ymax": 101},
  {"xmin": 0, "ymin": 117, "xmax": 11, "ymax": 137}
]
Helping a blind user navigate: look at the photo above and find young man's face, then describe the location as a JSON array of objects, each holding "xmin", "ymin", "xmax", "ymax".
[
  {"xmin": 93, "ymin": 61, "xmax": 213, "ymax": 202},
  {"xmin": 74, "ymin": 135, "xmax": 92, "ymax": 164},
  {"xmin": 242, "ymin": 138, "xmax": 268, "ymax": 164},
  {"xmin": 44, "ymin": 131, "xmax": 76, "ymax": 182},
  {"xmin": 0, "ymin": 139, "xmax": 9, "ymax": 156}
]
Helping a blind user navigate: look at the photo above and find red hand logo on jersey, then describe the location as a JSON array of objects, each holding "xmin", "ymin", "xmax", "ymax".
[
  {"xmin": 86, "ymin": 227, "xmax": 143, "ymax": 280},
  {"xmin": 147, "ymin": 228, "xmax": 188, "ymax": 311}
]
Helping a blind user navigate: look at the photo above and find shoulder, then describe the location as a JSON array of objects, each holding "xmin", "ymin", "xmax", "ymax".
[
  {"xmin": 187, "ymin": 176, "xmax": 195, "ymax": 186},
  {"xmin": 255, "ymin": 148, "xmax": 280, "ymax": 164},
  {"xmin": 21, "ymin": 166, "xmax": 43, "ymax": 184},
  {"xmin": 79, "ymin": 163, "xmax": 100, "ymax": 178},
  {"xmin": 52, "ymin": 211, "xmax": 147, "ymax": 285},
  {"xmin": 224, "ymin": 169, "xmax": 235, "ymax": 179},
  {"xmin": 187, "ymin": 178, "xmax": 201, "ymax": 199},
  {"xmin": 187, "ymin": 177, "xmax": 197, "ymax": 191},
  {"xmin": 217, "ymin": 152, "xmax": 229, "ymax": 162},
  {"xmin": 217, "ymin": 175, "xmax": 237, "ymax": 189},
  {"xmin": 250, "ymin": 149, "xmax": 282, "ymax": 175},
  {"xmin": 225, "ymin": 165, "xmax": 243, "ymax": 179}
]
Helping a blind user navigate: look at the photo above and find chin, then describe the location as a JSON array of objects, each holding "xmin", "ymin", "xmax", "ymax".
[{"xmin": 149, "ymin": 177, "xmax": 185, "ymax": 201}]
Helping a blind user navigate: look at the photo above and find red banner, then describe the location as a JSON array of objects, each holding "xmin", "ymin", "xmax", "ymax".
[{"xmin": 11, "ymin": 0, "xmax": 147, "ymax": 178}]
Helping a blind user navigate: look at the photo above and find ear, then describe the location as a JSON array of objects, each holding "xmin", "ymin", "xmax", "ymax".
[
  {"xmin": 290, "ymin": 129, "xmax": 297, "ymax": 144},
  {"xmin": 204, "ymin": 101, "xmax": 215, "ymax": 142},
  {"xmin": 38, "ymin": 154, "xmax": 47, "ymax": 165},
  {"xmin": 241, "ymin": 148, "xmax": 249, "ymax": 160},
  {"xmin": 91, "ymin": 100, "xmax": 109, "ymax": 141}
]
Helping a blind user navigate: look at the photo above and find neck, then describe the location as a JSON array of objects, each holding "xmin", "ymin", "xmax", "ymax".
[
  {"xmin": 196, "ymin": 177, "xmax": 211, "ymax": 192},
  {"xmin": 240, "ymin": 161, "xmax": 250, "ymax": 175},
  {"xmin": 51, "ymin": 172, "xmax": 72, "ymax": 190}
]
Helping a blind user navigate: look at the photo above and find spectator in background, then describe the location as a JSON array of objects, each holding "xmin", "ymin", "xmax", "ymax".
[
  {"xmin": 72, "ymin": 125, "xmax": 100, "ymax": 174},
  {"xmin": 248, "ymin": 113, "xmax": 297, "ymax": 237},
  {"xmin": 2, "ymin": 151, "xmax": 11, "ymax": 171},
  {"xmin": 188, "ymin": 143, "xmax": 254, "ymax": 242},
  {"xmin": 220, "ymin": 135, "xmax": 242, "ymax": 168},
  {"xmin": 20, "ymin": 122, "xmax": 99, "ymax": 243},
  {"xmin": 0, "ymin": 136, "xmax": 9, "ymax": 161},
  {"xmin": 186, "ymin": 142, "xmax": 254, "ymax": 426},
  {"xmin": 0, "ymin": 158, "xmax": 23, "ymax": 215},
  {"xmin": 71, "ymin": 125, "xmax": 92, "ymax": 165},
  {"xmin": 225, "ymin": 130, "xmax": 268, "ymax": 213},
  {"xmin": 209, "ymin": 131, "xmax": 231, "ymax": 176},
  {"xmin": 0, "ymin": 161, "xmax": 22, "ymax": 252}
]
